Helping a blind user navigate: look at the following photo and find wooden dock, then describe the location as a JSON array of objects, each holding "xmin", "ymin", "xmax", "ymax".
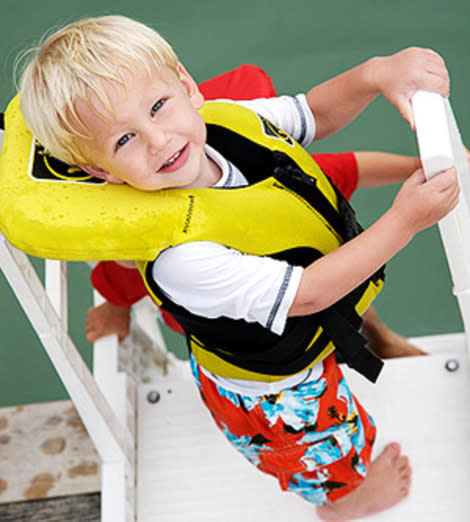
[
  {"xmin": 0, "ymin": 493, "xmax": 100, "ymax": 521},
  {"xmin": 0, "ymin": 400, "xmax": 101, "ymax": 520}
]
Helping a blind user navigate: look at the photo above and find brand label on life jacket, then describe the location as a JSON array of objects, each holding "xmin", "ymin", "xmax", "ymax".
[
  {"xmin": 259, "ymin": 115, "xmax": 294, "ymax": 146},
  {"xmin": 29, "ymin": 141, "xmax": 104, "ymax": 185}
]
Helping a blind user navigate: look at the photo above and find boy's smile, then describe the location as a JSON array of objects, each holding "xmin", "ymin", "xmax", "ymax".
[{"xmin": 76, "ymin": 62, "xmax": 222, "ymax": 190}]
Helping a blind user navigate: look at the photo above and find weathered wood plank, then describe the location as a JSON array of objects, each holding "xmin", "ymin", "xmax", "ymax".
[
  {"xmin": 0, "ymin": 493, "xmax": 100, "ymax": 521},
  {"xmin": 0, "ymin": 400, "xmax": 100, "ymax": 503}
]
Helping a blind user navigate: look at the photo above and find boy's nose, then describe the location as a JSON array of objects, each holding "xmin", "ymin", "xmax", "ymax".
[{"xmin": 146, "ymin": 129, "xmax": 169, "ymax": 154}]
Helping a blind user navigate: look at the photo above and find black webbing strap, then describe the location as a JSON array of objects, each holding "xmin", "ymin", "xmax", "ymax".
[
  {"xmin": 272, "ymin": 154, "xmax": 348, "ymax": 239},
  {"xmin": 318, "ymin": 306, "xmax": 384, "ymax": 382},
  {"xmin": 0, "ymin": 113, "xmax": 4, "ymax": 130},
  {"xmin": 272, "ymin": 153, "xmax": 385, "ymax": 382},
  {"xmin": 272, "ymin": 151, "xmax": 385, "ymax": 283}
]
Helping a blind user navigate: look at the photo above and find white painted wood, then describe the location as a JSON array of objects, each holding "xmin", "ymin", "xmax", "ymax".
[
  {"xmin": 136, "ymin": 334, "xmax": 470, "ymax": 522},
  {"xmin": 92, "ymin": 290, "xmax": 136, "ymax": 522},
  {"xmin": 413, "ymin": 91, "xmax": 470, "ymax": 356},
  {"xmin": 93, "ymin": 291, "xmax": 127, "ymax": 428},
  {"xmin": 133, "ymin": 297, "xmax": 168, "ymax": 356},
  {"xmin": 102, "ymin": 461, "xmax": 134, "ymax": 522},
  {"xmin": 344, "ymin": 337, "xmax": 470, "ymax": 522},
  {"xmin": 0, "ymin": 237, "xmax": 133, "ymax": 466},
  {"xmin": 413, "ymin": 91, "xmax": 455, "ymax": 179},
  {"xmin": 45, "ymin": 260, "xmax": 68, "ymax": 331}
]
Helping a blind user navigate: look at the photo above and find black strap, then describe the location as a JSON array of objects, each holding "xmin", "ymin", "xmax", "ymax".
[
  {"xmin": 318, "ymin": 306, "xmax": 383, "ymax": 383},
  {"xmin": 0, "ymin": 113, "xmax": 4, "ymax": 130},
  {"xmin": 272, "ymin": 153, "xmax": 348, "ymax": 239}
]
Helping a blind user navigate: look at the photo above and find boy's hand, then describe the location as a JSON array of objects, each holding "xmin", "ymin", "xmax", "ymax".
[
  {"xmin": 371, "ymin": 47, "xmax": 449, "ymax": 129},
  {"xmin": 307, "ymin": 47, "xmax": 449, "ymax": 140},
  {"xmin": 391, "ymin": 167, "xmax": 459, "ymax": 235},
  {"xmin": 86, "ymin": 301, "xmax": 131, "ymax": 342}
]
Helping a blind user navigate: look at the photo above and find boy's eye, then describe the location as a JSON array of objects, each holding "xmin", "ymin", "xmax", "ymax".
[
  {"xmin": 115, "ymin": 133, "xmax": 133, "ymax": 151},
  {"xmin": 151, "ymin": 99, "xmax": 165, "ymax": 116}
]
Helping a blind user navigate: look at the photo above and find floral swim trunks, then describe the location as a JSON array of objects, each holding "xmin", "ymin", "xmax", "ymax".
[{"xmin": 190, "ymin": 353, "xmax": 376, "ymax": 506}]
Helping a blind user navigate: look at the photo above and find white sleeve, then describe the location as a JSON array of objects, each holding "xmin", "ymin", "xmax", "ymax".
[
  {"xmin": 225, "ymin": 94, "xmax": 316, "ymax": 148},
  {"xmin": 152, "ymin": 242, "xmax": 303, "ymax": 335}
]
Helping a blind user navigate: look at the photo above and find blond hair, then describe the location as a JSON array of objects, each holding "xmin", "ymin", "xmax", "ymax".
[{"xmin": 18, "ymin": 15, "xmax": 179, "ymax": 165}]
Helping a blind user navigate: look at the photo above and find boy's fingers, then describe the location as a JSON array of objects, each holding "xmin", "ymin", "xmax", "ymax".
[
  {"xmin": 407, "ymin": 168, "xmax": 426, "ymax": 184},
  {"xmin": 419, "ymin": 47, "xmax": 445, "ymax": 62},
  {"xmin": 435, "ymin": 167, "xmax": 458, "ymax": 188},
  {"xmin": 425, "ymin": 54, "xmax": 448, "ymax": 78},
  {"xmin": 445, "ymin": 175, "xmax": 461, "ymax": 199},
  {"xmin": 444, "ymin": 186, "xmax": 460, "ymax": 213},
  {"xmin": 442, "ymin": 183, "xmax": 459, "ymax": 206},
  {"xmin": 399, "ymin": 103, "xmax": 413, "ymax": 128},
  {"xmin": 392, "ymin": 97, "xmax": 414, "ymax": 128},
  {"xmin": 424, "ymin": 167, "xmax": 457, "ymax": 189},
  {"xmin": 422, "ymin": 73, "xmax": 450, "ymax": 98}
]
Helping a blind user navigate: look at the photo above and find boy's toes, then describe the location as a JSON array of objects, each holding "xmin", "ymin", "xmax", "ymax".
[
  {"xmin": 399, "ymin": 485, "xmax": 410, "ymax": 498},
  {"xmin": 397, "ymin": 456, "xmax": 412, "ymax": 493},
  {"xmin": 383, "ymin": 442, "xmax": 401, "ymax": 462},
  {"xmin": 397, "ymin": 455, "xmax": 410, "ymax": 472}
]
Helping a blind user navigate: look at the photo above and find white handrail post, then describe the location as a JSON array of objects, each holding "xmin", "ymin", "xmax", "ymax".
[
  {"xmin": 413, "ymin": 90, "xmax": 470, "ymax": 357},
  {"xmin": 45, "ymin": 260, "xmax": 68, "ymax": 331},
  {"xmin": 92, "ymin": 289, "xmax": 136, "ymax": 522}
]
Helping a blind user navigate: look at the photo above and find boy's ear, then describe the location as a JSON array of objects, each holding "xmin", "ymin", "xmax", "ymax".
[
  {"xmin": 176, "ymin": 62, "xmax": 204, "ymax": 109},
  {"xmin": 78, "ymin": 164, "xmax": 124, "ymax": 185}
]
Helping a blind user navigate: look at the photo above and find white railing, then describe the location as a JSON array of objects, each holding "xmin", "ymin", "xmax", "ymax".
[
  {"xmin": 0, "ymin": 240, "xmax": 135, "ymax": 521},
  {"xmin": 413, "ymin": 91, "xmax": 470, "ymax": 355}
]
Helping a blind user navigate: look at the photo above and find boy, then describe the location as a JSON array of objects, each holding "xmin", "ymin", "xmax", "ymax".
[
  {"xmin": 85, "ymin": 64, "xmax": 426, "ymax": 360},
  {"xmin": 87, "ymin": 149, "xmax": 427, "ymax": 361},
  {"xmin": 18, "ymin": 15, "xmax": 458, "ymax": 520}
]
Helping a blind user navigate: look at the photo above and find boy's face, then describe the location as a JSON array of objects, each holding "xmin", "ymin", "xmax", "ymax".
[{"xmin": 76, "ymin": 63, "xmax": 218, "ymax": 191}]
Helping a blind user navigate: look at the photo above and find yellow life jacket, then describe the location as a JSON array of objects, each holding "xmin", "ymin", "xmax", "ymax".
[
  {"xmin": 0, "ymin": 94, "xmax": 344, "ymax": 261},
  {"xmin": 140, "ymin": 102, "xmax": 385, "ymax": 383},
  {"xmin": 0, "ymin": 96, "xmax": 384, "ymax": 381}
]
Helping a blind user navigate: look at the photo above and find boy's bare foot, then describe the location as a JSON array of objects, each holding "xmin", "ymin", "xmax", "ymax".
[
  {"xmin": 316, "ymin": 443, "xmax": 411, "ymax": 520},
  {"xmin": 362, "ymin": 307, "xmax": 427, "ymax": 359}
]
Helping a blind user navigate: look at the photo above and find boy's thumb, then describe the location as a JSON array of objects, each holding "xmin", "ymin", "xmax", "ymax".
[
  {"xmin": 409, "ymin": 168, "xmax": 426, "ymax": 185},
  {"xmin": 396, "ymin": 97, "xmax": 415, "ymax": 130}
]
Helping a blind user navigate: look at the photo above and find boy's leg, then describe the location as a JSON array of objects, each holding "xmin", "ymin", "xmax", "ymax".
[
  {"xmin": 362, "ymin": 307, "xmax": 427, "ymax": 359},
  {"xmin": 190, "ymin": 354, "xmax": 411, "ymax": 519},
  {"xmin": 316, "ymin": 442, "xmax": 411, "ymax": 520}
]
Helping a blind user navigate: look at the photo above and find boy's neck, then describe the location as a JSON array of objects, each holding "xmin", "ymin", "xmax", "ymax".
[
  {"xmin": 207, "ymin": 155, "xmax": 223, "ymax": 187},
  {"xmin": 190, "ymin": 151, "xmax": 222, "ymax": 188}
]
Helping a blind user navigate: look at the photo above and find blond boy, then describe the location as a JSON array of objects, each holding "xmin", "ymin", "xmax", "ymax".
[{"xmin": 19, "ymin": 16, "xmax": 458, "ymax": 520}]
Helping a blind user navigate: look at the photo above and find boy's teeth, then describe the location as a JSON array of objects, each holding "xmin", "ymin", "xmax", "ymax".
[{"xmin": 162, "ymin": 149, "xmax": 182, "ymax": 168}]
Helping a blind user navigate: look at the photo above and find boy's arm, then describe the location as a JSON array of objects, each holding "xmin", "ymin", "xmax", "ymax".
[
  {"xmin": 355, "ymin": 152, "xmax": 421, "ymax": 188},
  {"xmin": 289, "ymin": 166, "xmax": 459, "ymax": 316},
  {"xmin": 354, "ymin": 148, "xmax": 470, "ymax": 188},
  {"xmin": 307, "ymin": 47, "xmax": 448, "ymax": 140}
]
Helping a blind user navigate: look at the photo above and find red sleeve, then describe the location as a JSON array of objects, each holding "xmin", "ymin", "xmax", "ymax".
[
  {"xmin": 198, "ymin": 64, "xmax": 277, "ymax": 100},
  {"xmin": 313, "ymin": 152, "xmax": 359, "ymax": 201},
  {"xmin": 91, "ymin": 261, "xmax": 147, "ymax": 307}
]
